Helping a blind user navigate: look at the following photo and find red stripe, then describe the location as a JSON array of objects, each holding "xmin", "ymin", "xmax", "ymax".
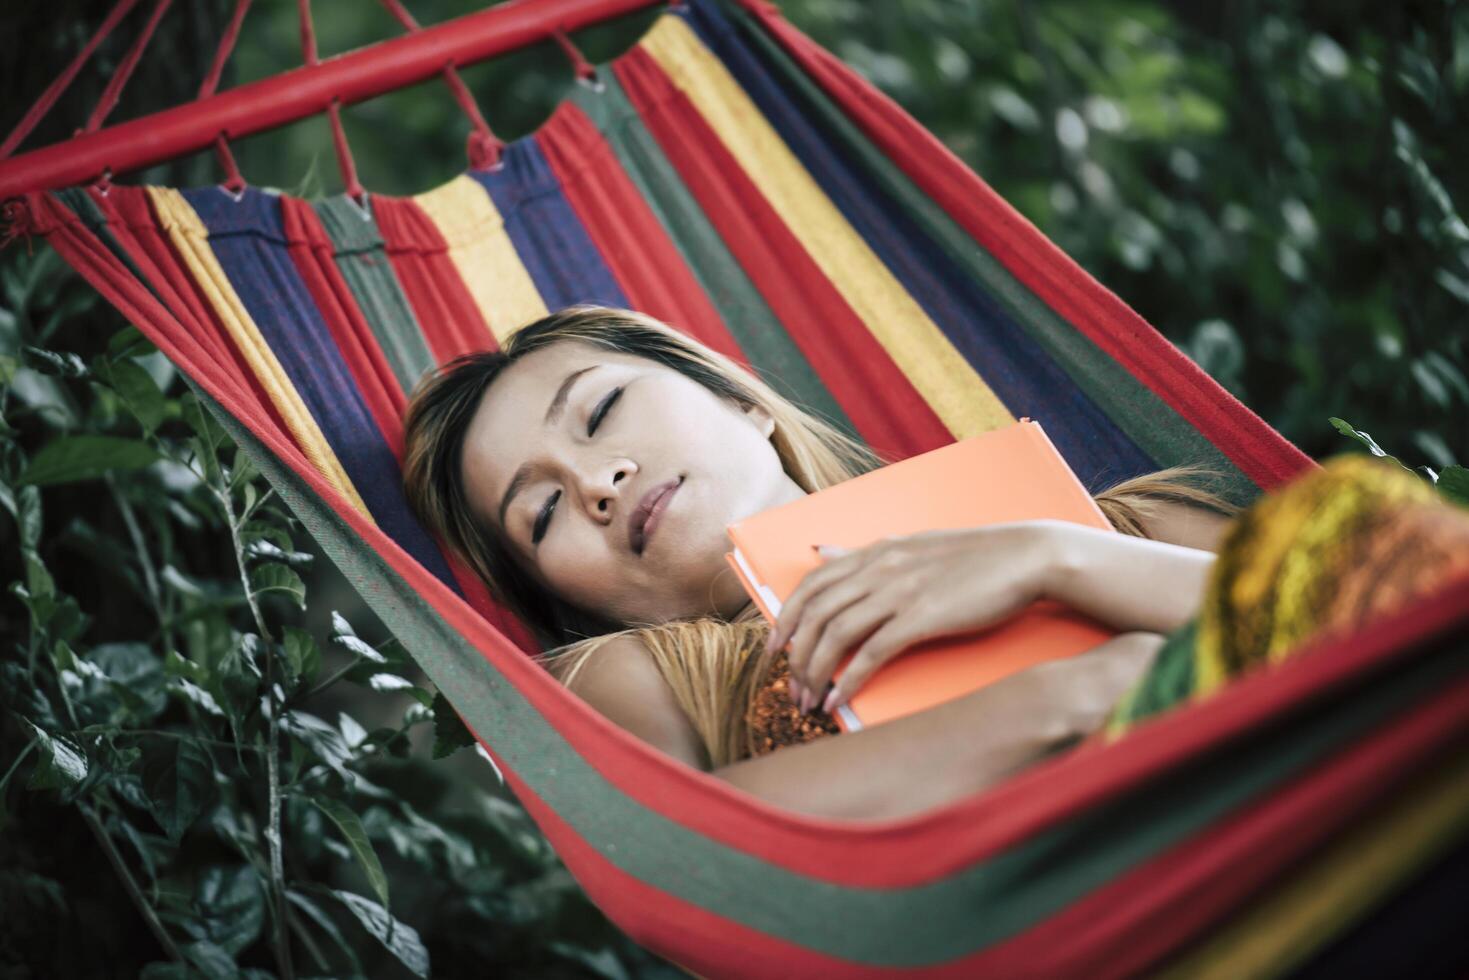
[
  {"xmin": 614, "ymin": 48, "xmax": 952, "ymax": 462},
  {"xmin": 734, "ymin": 1, "xmax": 1314, "ymax": 491},
  {"xmin": 961, "ymin": 671, "xmax": 1469, "ymax": 975},
  {"xmin": 278, "ymin": 197, "xmax": 406, "ymax": 458},
  {"xmin": 535, "ymin": 100, "xmax": 748, "ymax": 365},
  {"xmin": 371, "ymin": 195, "xmax": 498, "ymax": 363},
  {"xmin": 496, "ymin": 671, "xmax": 1469, "ymax": 975}
]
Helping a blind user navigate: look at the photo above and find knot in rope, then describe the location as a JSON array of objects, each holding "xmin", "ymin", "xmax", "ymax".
[{"xmin": 1, "ymin": 197, "xmax": 35, "ymax": 254}]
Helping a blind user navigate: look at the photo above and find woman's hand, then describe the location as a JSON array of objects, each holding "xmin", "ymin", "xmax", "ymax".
[{"xmin": 769, "ymin": 522, "xmax": 1060, "ymax": 715}]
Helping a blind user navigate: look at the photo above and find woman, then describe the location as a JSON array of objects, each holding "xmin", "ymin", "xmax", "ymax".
[{"xmin": 403, "ymin": 305, "xmax": 1238, "ymax": 820}]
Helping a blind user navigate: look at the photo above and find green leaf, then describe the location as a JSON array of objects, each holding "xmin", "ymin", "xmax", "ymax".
[
  {"xmin": 1438, "ymin": 465, "xmax": 1469, "ymax": 508},
  {"xmin": 330, "ymin": 889, "xmax": 430, "ymax": 978},
  {"xmin": 309, "ymin": 796, "xmax": 390, "ymax": 911},
  {"xmin": 282, "ymin": 710, "xmax": 353, "ymax": 780},
  {"xmin": 23, "ymin": 547, "xmax": 53, "ymax": 599},
  {"xmin": 22, "ymin": 720, "xmax": 88, "ymax": 792},
  {"xmin": 242, "ymin": 538, "xmax": 313, "ymax": 567},
  {"xmin": 23, "ymin": 345, "xmax": 87, "ymax": 378},
  {"xmin": 285, "ymin": 889, "xmax": 364, "ymax": 975},
  {"xmin": 169, "ymin": 677, "xmax": 226, "ymax": 717},
  {"xmin": 19, "ymin": 435, "xmax": 160, "ymax": 486},
  {"xmin": 431, "ymin": 692, "xmax": 476, "ymax": 760},
  {"xmin": 107, "ymin": 325, "xmax": 149, "ymax": 359},
  {"xmin": 227, "ymin": 448, "xmax": 258, "ymax": 491},
  {"xmin": 281, "ymin": 627, "xmax": 321, "ymax": 685},
  {"xmin": 182, "ymin": 939, "xmax": 239, "ymax": 980},
  {"xmin": 93, "ymin": 642, "xmax": 169, "ymax": 722},
  {"xmin": 249, "ymin": 563, "xmax": 305, "ymax": 609},
  {"xmin": 1327, "ymin": 418, "xmax": 1413, "ymax": 472},
  {"xmin": 189, "ymin": 865, "xmax": 265, "ymax": 957},
  {"xmin": 143, "ymin": 738, "xmax": 214, "ymax": 843},
  {"xmin": 366, "ymin": 673, "xmax": 413, "ymax": 692},
  {"xmin": 17, "ymin": 485, "xmax": 41, "ymax": 549},
  {"xmin": 106, "ymin": 359, "xmax": 168, "ymax": 433}
]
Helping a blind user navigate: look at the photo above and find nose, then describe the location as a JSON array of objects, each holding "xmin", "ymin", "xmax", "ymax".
[{"xmin": 577, "ymin": 461, "xmax": 633, "ymax": 525}]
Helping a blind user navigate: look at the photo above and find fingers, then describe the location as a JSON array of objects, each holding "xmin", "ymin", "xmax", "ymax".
[
  {"xmin": 801, "ymin": 604, "xmax": 897, "ymax": 710},
  {"xmin": 785, "ymin": 577, "xmax": 872, "ymax": 701},
  {"xmin": 819, "ymin": 615, "xmax": 915, "ymax": 714},
  {"xmin": 766, "ymin": 544, "xmax": 859, "ymax": 656}
]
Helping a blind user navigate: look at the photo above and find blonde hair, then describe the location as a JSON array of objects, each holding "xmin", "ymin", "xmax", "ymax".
[{"xmin": 402, "ymin": 304, "xmax": 1240, "ymax": 767}]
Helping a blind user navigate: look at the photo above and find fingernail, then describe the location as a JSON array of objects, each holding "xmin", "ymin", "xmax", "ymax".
[{"xmin": 822, "ymin": 687, "xmax": 840, "ymax": 715}]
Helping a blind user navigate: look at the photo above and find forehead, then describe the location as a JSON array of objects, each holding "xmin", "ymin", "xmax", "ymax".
[{"xmin": 458, "ymin": 342, "xmax": 643, "ymax": 523}]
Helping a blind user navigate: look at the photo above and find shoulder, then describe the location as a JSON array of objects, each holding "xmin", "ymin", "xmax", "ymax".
[
  {"xmin": 1136, "ymin": 499, "xmax": 1234, "ymax": 553},
  {"xmin": 564, "ymin": 635, "xmax": 711, "ymax": 771}
]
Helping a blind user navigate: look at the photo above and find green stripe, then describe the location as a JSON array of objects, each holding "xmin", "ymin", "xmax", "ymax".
[
  {"xmin": 203, "ymin": 381, "xmax": 1464, "ymax": 966},
  {"xmin": 722, "ymin": 1, "xmax": 1259, "ymax": 509},
  {"xmin": 313, "ymin": 196, "xmax": 434, "ymax": 392},
  {"xmin": 54, "ymin": 188, "xmax": 159, "ymax": 301},
  {"xmin": 570, "ymin": 68, "xmax": 864, "ymax": 448}
]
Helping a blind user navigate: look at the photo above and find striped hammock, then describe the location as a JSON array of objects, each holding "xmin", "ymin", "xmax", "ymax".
[{"xmin": 17, "ymin": 0, "xmax": 1469, "ymax": 974}]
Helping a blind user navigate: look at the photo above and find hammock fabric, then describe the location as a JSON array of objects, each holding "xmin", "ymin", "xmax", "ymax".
[{"xmin": 11, "ymin": 0, "xmax": 1469, "ymax": 974}]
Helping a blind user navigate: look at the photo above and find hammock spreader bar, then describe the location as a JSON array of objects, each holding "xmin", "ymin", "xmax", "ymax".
[{"xmin": 0, "ymin": 0, "xmax": 665, "ymax": 200}]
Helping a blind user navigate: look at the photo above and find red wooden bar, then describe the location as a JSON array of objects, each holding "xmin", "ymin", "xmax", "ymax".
[{"xmin": 0, "ymin": 0, "xmax": 663, "ymax": 200}]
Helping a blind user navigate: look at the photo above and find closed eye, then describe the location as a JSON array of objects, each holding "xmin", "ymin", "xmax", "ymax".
[{"xmin": 532, "ymin": 387, "xmax": 624, "ymax": 545}]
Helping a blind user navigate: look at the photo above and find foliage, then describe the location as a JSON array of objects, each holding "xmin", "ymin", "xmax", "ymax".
[
  {"xmin": 0, "ymin": 247, "xmax": 677, "ymax": 977},
  {"xmin": 776, "ymin": 0, "xmax": 1467, "ymax": 470},
  {"xmin": 1329, "ymin": 416, "xmax": 1469, "ymax": 507}
]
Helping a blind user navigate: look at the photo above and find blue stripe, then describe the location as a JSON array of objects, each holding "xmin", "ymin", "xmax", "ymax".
[
  {"xmin": 181, "ymin": 187, "xmax": 465, "ymax": 592},
  {"xmin": 470, "ymin": 139, "xmax": 629, "ymax": 310},
  {"xmin": 682, "ymin": 1, "xmax": 1158, "ymax": 491}
]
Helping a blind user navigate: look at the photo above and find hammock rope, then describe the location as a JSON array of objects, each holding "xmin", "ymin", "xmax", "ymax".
[
  {"xmin": 82, "ymin": 0, "xmax": 174, "ymax": 137},
  {"xmin": 0, "ymin": 0, "xmax": 143, "ymax": 159},
  {"xmin": 5, "ymin": 0, "xmax": 1468, "ymax": 974},
  {"xmin": 377, "ymin": 0, "xmax": 508, "ymax": 171},
  {"xmin": 296, "ymin": 0, "xmax": 366, "ymax": 202},
  {"xmin": 197, "ymin": 0, "xmax": 253, "ymax": 194}
]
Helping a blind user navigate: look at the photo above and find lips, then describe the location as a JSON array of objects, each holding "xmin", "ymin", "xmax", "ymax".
[{"xmin": 629, "ymin": 477, "xmax": 682, "ymax": 555}]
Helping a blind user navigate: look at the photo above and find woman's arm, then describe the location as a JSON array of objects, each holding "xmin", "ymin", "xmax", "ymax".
[
  {"xmin": 1038, "ymin": 516, "xmax": 1219, "ymax": 637},
  {"xmin": 570, "ymin": 631, "xmax": 1165, "ymax": 821}
]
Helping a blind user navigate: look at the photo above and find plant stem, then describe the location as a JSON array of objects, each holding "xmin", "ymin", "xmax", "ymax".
[
  {"xmin": 106, "ymin": 472, "xmax": 174, "ymax": 654},
  {"xmin": 290, "ymin": 655, "xmax": 364, "ymax": 708},
  {"xmin": 217, "ymin": 480, "xmax": 295, "ymax": 980},
  {"xmin": 89, "ymin": 728, "xmax": 262, "ymax": 752},
  {"xmin": 79, "ymin": 800, "xmax": 184, "ymax": 964}
]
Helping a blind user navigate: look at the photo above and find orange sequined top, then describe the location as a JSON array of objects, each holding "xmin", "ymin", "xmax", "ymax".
[{"xmin": 742, "ymin": 652, "xmax": 841, "ymax": 757}]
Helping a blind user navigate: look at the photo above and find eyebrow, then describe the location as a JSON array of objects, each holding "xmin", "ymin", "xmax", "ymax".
[{"xmin": 496, "ymin": 365, "xmax": 600, "ymax": 532}]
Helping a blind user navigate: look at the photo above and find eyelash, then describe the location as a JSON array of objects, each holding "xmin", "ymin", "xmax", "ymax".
[{"xmin": 532, "ymin": 387, "xmax": 623, "ymax": 544}]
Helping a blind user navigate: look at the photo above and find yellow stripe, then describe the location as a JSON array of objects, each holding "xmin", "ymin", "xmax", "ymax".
[
  {"xmin": 1156, "ymin": 746, "xmax": 1469, "ymax": 980},
  {"xmin": 146, "ymin": 188, "xmax": 373, "ymax": 519},
  {"xmin": 413, "ymin": 176, "xmax": 549, "ymax": 345},
  {"xmin": 640, "ymin": 18, "xmax": 1012, "ymax": 438}
]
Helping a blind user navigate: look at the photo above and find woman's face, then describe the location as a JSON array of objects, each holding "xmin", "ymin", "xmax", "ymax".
[{"xmin": 460, "ymin": 340, "xmax": 807, "ymax": 626}]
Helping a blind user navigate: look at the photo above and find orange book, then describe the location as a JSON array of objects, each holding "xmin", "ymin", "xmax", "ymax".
[{"xmin": 724, "ymin": 418, "xmax": 1117, "ymax": 732}]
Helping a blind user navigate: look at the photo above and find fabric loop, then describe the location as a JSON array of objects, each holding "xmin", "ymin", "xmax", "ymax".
[
  {"xmin": 377, "ymin": 0, "xmax": 505, "ymax": 172},
  {"xmin": 213, "ymin": 134, "xmax": 247, "ymax": 194},
  {"xmin": 551, "ymin": 27, "xmax": 597, "ymax": 81},
  {"xmin": 0, "ymin": 197, "xmax": 35, "ymax": 254}
]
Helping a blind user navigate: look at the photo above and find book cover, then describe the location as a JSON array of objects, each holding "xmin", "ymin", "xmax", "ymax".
[{"xmin": 724, "ymin": 418, "xmax": 1117, "ymax": 732}]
